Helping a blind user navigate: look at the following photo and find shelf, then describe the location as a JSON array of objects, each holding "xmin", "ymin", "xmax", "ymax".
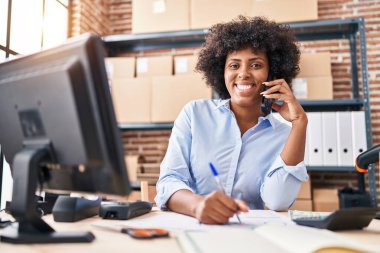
[
  {"xmin": 289, "ymin": 18, "xmax": 361, "ymax": 41},
  {"xmin": 103, "ymin": 18, "xmax": 363, "ymax": 55},
  {"xmin": 103, "ymin": 29, "xmax": 208, "ymax": 54},
  {"xmin": 118, "ymin": 99, "xmax": 363, "ymax": 130},
  {"xmin": 300, "ymin": 99, "xmax": 363, "ymax": 111},
  {"xmin": 118, "ymin": 123, "xmax": 173, "ymax": 131},
  {"xmin": 307, "ymin": 166, "xmax": 356, "ymax": 172}
]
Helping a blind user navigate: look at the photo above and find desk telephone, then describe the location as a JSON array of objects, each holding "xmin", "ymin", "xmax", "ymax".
[{"xmin": 292, "ymin": 208, "xmax": 379, "ymax": 231}]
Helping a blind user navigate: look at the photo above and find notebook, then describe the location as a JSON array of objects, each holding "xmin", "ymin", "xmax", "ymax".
[{"xmin": 176, "ymin": 223, "xmax": 379, "ymax": 253}]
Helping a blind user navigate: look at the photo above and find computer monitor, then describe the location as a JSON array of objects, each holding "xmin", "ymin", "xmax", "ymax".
[{"xmin": 0, "ymin": 34, "xmax": 131, "ymax": 243}]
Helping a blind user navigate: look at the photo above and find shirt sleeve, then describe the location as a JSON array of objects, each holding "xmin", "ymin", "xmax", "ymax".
[
  {"xmin": 154, "ymin": 103, "xmax": 196, "ymax": 210},
  {"xmin": 260, "ymin": 155, "xmax": 309, "ymax": 211}
]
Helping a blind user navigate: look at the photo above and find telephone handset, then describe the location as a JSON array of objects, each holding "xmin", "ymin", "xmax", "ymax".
[{"xmin": 261, "ymin": 73, "xmax": 274, "ymax": 115}]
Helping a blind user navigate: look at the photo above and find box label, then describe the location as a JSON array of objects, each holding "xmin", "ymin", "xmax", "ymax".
[
  {"xmin": 175, "ymin": 57, "xmax": 189, "ymax": 73},
  {"xmin": 292, "ymin": 78, "xmax": 308, "ymax": 99},
  {"xmin": 137, "ymin": 58, "xmax": 149, "ymax": 74},
  {"xmin": 153, "ymin": 0, "xmax": 166, "ymax": 14}
]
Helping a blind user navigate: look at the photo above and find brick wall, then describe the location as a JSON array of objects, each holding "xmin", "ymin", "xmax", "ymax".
[
  {"xmin": 69, "ymin": 0, "xmax": 380, "ymax": 200},
  {"xmin": 108, "ymin": 0, "xmax": 132, "ymax": 34},
  {"xmin": 69, "ymin": 0, "xmax": 111, "ymax": 36},
  {"xmin": 69, "ymin": 0, "xmax": 131, "ymax": 36}
]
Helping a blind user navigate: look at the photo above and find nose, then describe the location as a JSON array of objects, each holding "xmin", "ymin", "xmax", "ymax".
[{"xmin": 238, "ymin": 65, "xmax": 250, "ymax": 79}]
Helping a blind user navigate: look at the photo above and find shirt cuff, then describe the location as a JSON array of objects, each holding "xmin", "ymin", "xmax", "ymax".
[
  {"xmin": 266, "ymin": 156, "xmax": 309, "ymax": 182},
  {"xmin": 154, "ymin": 180, "xmax": 194, "ymax": 210}
]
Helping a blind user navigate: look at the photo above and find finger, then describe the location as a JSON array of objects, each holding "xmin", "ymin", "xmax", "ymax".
[
  {"xmin": 260, "ymin": 84, "xmax": 281, "ymax": 95},
  {"xmin": 265, "ymin": 79, "xmax": 291, "ymax": 89},
  {"xmin": 215, "ymin": 192, "xmax": 240, "ymax": 213},
  {"xmin": 205, "ymin": 192, "xmax": 236, "ymax": 216},
  {"xmin": 235, "ymin": 199, "xmax": 249, "ymax": 212},
  {"xmin": 212, "ymin": 199, "xmax": 236, "ymax": 218},
  {"xmin": 261, "ymin": 84, "xmax": 290, "ymax": 96},
  {"xmin": 263, "ymin": 93, "xmax": 293, "ymax": 103},
  {"xmin": 204, "ymin": 209, "xmax": 230, "ymax": 224}
]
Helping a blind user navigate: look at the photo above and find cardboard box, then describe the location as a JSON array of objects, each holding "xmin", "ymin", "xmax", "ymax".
[
  {"xmin": 293, "ymin": 76, "xmax": 333, "ymax": 100},
  {"xmin": 298, "ymin": 52, "xmax": 332, "ymax": 77},
  {"xmin": 174, "ymin": 55, "xmax": 198, "ymax": 75},
  {"xmin": 297, "ymin": 180, "xmax": 311, "ymax": 199},
  {"xmin": 136, "ymin": 56, "xmax": 173, "ymax": 78},
  {"xmin": 125, "ymin": 155, "xmax": 140, "ymax": 182},
  {"xmin": 151, "ymin": 74, "xmax": 212, "ymax": 122},
  {"xmin": 289, "ymin": 199, "xmax": 313, "ymax": 211},
  {"xmin": 132, "ymin": 0, "xmax": 190, "ymax": 33},
  {"xmin": 191, "ymin": 0, "xmax": 252, "ymax": 29},
  {"xmin": 105, "ymin": 57, "xmax": 135, "ymax": 79},
  {"xmin": 251, "ymin": 0, "xmax": 318, "ymax": 23},
  {"xmin": 111, "ymin": 78, "xmax": 151, "ymax": 123},
  {"xmin": 313, "ymin": 188, "xmax": 339, "ymax": 212}
]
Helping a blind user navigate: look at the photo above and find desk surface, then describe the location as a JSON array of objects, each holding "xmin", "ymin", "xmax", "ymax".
[{"xmin": 1, "ymin": 211, "xmax": 380, "ymax": 253}]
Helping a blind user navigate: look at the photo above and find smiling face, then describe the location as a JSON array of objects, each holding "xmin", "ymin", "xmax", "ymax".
[{"xmin": 224, "ymin": 47, "xmax": 269, "ymax": 110}]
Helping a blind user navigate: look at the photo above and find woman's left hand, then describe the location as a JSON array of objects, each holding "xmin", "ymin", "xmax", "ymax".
[{"xmin": 260, "ymin": 79, "xmax": 307, "ymax": 123}]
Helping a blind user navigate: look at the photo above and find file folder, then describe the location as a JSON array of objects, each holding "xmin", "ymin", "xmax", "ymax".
[
  {"xmin": 322, "ymin": 112, "xmax": 338, "ymax": 166},
  {"xmin": 307, "ymin": 112, "xmax": 323, "ymax": 165},
  {"xmin": 304, "ymin": 133, "xmax": 309, "ymax": 166},
  {"xmin": 336, "ymin": 112, "xmax": 354, "ymax": 166},
  {"xmin": 351, "ymin": 111, "xmax": 368, "ymax": 160}
]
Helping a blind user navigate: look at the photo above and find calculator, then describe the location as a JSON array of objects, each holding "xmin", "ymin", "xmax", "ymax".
[{"xmin": 292, "ymin": 207, "xmax": 380, "ymax": 231}]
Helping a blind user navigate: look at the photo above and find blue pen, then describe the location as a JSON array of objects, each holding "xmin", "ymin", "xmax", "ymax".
[{"xmin": 209, "ymin": 162, "xmax": 242, "ymax": 224}]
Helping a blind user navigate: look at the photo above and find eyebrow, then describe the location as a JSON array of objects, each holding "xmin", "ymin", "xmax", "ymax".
[{"xmin": 227, "ymin": 57, "xmax": 264, "ymax": 61}]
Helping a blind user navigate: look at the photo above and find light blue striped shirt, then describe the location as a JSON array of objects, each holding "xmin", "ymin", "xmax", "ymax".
[{"xmin": 155, "ymin": 99, "xmax": 308, "ymax": 211}]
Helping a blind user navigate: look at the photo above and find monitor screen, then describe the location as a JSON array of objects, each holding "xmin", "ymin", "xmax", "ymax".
[{"xmin": 0, "ymin": 34, "xmax": 130, "ymax": 243}]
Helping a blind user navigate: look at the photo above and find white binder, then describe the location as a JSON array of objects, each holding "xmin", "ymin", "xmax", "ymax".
[
  {"xmin": 307, "ymin": 112, "xmax": 323, "ymax": 165},
  {"xmin": 336, "ymin": 112, "xmax": 354, "ymax": 166},
  {"xmin": 273, "ymin": 113, "xmax": 309, "ymax": 164},
  {"xmin": 322, "ymin": 112, "xmax": 338, "ymax": 166},
  {"xmin": 351, "ymin": 111, "xmax": 368, "ymax": 160},
  {"xmin": 304, "ymin": 131, "xmax": 309, "ymax": 166}
]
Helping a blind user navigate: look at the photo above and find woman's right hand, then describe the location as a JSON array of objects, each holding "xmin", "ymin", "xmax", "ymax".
[{"xmin": 193, "ymin": 191, "xmax": 248, "ymax": 224}]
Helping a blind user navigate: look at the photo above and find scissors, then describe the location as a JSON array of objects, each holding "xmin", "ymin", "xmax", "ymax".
[{"xmin": 93, "ymin": 223, "xmax": 169, "ymax": 239}]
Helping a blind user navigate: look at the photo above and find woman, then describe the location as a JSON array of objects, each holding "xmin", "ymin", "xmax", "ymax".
[{"xmin": 155, "ymin": 16, "xmax": 309, "ymax": 224}]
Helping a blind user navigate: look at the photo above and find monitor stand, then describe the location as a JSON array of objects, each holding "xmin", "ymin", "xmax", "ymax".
[{"xmin": 0, "ymin": 147, "xmax": 95, "ymax": 244}]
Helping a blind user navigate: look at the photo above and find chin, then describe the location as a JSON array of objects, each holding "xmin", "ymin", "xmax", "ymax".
[{"xmin": 231, "ymin": 98, "xmax": 258, "ymax": 108}]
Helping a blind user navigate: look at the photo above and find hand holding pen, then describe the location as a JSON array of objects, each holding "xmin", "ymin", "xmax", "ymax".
[{"xmin": 192, "ymin": 162, "xmax": 248, "ymax": 225}]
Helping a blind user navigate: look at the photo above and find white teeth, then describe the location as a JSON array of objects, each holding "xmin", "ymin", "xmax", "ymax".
[{"xmin": 236, "ymin": 84, "xmax": 252, "ymax": 90}]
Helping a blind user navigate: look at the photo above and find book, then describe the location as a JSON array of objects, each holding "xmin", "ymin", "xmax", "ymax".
[{"xmin": 176, "ymin": 223, "xmax": 379, "ymax": 253}]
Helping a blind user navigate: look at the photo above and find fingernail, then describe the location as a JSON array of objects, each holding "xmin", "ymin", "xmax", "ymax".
[{"xmin": 262, "ymin": 82, "xmax": 269, "ymax": 85}]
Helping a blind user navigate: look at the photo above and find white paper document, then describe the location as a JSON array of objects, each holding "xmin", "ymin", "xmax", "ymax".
[{"xmin": 103, "ymin": 210, "xmax": 293, "ymax": 232}]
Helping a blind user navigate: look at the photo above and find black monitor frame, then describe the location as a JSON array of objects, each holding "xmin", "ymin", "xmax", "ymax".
[
  {"xmin": 0, "ymin": 34, "xmax": 130, "ymax": 243},
  {"xmin": 0, "ymin": 146, "xmax": 3, "ymax": 210}
]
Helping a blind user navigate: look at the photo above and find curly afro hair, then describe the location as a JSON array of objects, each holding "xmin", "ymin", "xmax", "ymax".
[{"xmin": 196, "ymin": 16, "xmax": 300, "ymax": 99}]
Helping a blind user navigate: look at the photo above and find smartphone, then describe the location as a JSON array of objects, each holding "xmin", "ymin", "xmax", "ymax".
[{"xmin": 261, "ymin": 73, "xmax": 274, "ymax": 115}]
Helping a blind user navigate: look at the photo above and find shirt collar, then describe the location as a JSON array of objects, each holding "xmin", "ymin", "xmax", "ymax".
[
  {"xmin": 259, "ymin": 113, "xmax": 278, "ymax": 129},
  {"xmin": 214, "ymin": 99, "xmax": 278, "ymax": 128},
  {"xmin": 215, "ymin": 99, "xmax": 230, "ymax": 109}
]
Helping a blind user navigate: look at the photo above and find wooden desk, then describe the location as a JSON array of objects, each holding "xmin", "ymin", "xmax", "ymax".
[{"xmin": 1, "ymin": 211, "xmax": 380, "ymax": 253}]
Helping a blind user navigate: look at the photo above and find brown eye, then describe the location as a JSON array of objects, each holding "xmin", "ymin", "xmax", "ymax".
[
  {"xmin": 230, "ymin": 63, "xmax": 239, "ymax": 69},
  {"xmin": 251, "ymin": 63, "xmax": 262, "ymax": 69}
]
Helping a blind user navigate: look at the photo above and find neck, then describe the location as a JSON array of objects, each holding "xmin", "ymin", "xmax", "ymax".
[{"xmin": 230, "ymin": 101, "xmax": 265, "ymax": 135}]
